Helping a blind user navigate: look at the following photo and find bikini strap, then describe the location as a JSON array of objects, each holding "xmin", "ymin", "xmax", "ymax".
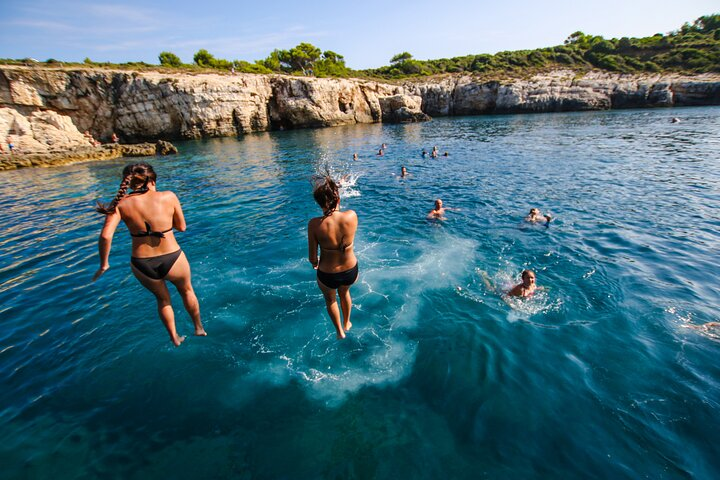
[{"xmin": 131, "ymin": 221, "xmax": 172, "ymax": 238}]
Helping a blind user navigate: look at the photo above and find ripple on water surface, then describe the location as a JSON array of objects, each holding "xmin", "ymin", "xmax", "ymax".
[{"xmin": 1, "ymin": 108, "xmax": 720, "ymax": 478}]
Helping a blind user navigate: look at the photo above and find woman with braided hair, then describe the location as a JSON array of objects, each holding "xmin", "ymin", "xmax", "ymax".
[
  {"xmin": 94, "ymin": 163, "xmax": 206, "ymax": 346},
  {"xmin": 307, "ymin": 175, "xmax": 359, "ymax": 339}
]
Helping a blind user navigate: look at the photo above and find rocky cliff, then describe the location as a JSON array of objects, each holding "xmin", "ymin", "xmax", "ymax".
[
  {"xmin": 406, "ymin": 70, "xmax": 720, "ymax": 115},
  {"xmin": 1, "ymin": 66, "xmax": 719, "ymax": 156}
]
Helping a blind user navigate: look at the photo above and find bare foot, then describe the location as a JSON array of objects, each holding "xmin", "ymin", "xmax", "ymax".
[
  {"xmin": 336, "ymin": 331, "xmax": 346, "ymax": 340},
  {"xmin": 172, "ymin": 335, "xmax": 186, "ymax": 347},
  {"xmin": 194, "ymin": 327, "xmax": 207, "ymax": 337},
  {"xmin": 343, "ymin": 321, "xmax": 352, "ymax": 331}
]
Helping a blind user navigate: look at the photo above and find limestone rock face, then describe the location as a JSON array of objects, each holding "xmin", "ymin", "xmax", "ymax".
[
  {"xmin": 0, "ymin": 106, "xmax": 93, "ymax": 153},
  {"xmin": 406, "ymin": 70, "xmax": 720, "ymax": 114},
  {"xmin": 269, "ymin": 76, "xmax": 397, "ymax": 129},
  {"xmin": 1, "ymin": 66, "xmax": 719, "ymax": 154},
  {"xmin": 379, "ymin": 94, "xmax": 431, "ymax": 122}
]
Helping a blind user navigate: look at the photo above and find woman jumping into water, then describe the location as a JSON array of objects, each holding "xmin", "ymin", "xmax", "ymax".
[
  {"xmin": 94, "ymin": 163, "xmax": 206, "ymax": 346},
  {"xmin": 308, "ymin": 175, "xmax": 359, "ymax": 339}
]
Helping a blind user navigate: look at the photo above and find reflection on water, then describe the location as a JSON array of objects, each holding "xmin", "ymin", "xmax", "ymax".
[{"xmin": 1, "ymin": 107, "xmax": 720, "ymax": 478}]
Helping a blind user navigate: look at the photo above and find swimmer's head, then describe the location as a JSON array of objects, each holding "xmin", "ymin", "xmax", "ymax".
[
  {"xmin": 435, "ymin": 199, "xmax": 443, "ymax": 209},
  {"xmin": 530, "ymin": 208, "xmax": 539, "ymax": 216},
  {"xmin": 313, "ymin": 175, "xmax": 340, "ymax": 216},
  {"xmin": 96, "ymin": 162, "xmax": 157, "ymax": 214},
  {"xmin": 401, "ymin": 166, "xmax": 407, "ymax": 175},
  {"xmin": 521, "ymin": 269, "xmax": 536, "ymax": 286}
]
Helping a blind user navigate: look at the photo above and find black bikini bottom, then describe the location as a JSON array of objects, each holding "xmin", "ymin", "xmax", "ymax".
[
  {"xmin": 317, "ymin": 263, "xmax": 359, "ymax": 289},
  {"xmin": 131, "ymin": 250, "xmax": 182, "ymax": 280}
]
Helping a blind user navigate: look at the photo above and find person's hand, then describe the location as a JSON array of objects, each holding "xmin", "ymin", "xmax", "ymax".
[{"xmin": 93, "ymin": 265, "xmax": 109, "ymax": 281}]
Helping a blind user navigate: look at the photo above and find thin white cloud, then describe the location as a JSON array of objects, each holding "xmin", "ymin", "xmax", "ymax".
[{"xmin": 9, "ymin": 19, "xmax": 77, "ymax": 31}]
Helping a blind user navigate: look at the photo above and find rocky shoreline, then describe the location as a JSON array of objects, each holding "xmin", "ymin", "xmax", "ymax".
[
  {"xmin": 0, "ymin": 140, "xmax": 178, "ymax": 171},
  {"xmin": 1, "ymin": 66, "xmax": 719, "ymax": 170}
]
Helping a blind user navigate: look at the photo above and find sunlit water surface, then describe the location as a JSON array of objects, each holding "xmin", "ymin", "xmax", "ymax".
[{"xmin": 1, "ymin": 108, "xmax": 719, "ymax": 478}]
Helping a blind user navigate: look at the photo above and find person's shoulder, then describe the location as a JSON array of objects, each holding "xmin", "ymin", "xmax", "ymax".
[
  {"xmin": 308, "ymin": 216, "xmax": 322, "ymax": 228},
  {"xmin": 507, "ymin": 284, "xmax": 522, "ymax": 296},
  {"xmin": 158, "ymin": 190, "xmax": 180, "ymax": 202},
  {"xmin": 342, "ymin": 209, "xmax": 358, "ymax": 221}
]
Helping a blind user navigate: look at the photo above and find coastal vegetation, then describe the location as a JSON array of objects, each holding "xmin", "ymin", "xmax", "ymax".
[{"xmin": 2, "ymin": 14, "xmax": 718, "ymax": 79}]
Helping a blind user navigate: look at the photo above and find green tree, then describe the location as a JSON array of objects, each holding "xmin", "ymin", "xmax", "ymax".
[
  {"xmin": 315, "ymin": 50, "xmax": 349, "ymax": 77},
  {"xmin": 261, "ymin": 50, "xmax": 283, "ymax": 71},
  {"xmin": 286, "ymin": 43, "xmax": 322, "ymax": 74},
  {"xmin": 193, "ymin": 49, "xmax": 215, "ymax": 67},
  {"xmin": 159, "ymin": 51, "xmax": 182, "ymax": 67},
  {"xmin": 390, "ymin": 52, "xmax": 413, "ymax": 64}
]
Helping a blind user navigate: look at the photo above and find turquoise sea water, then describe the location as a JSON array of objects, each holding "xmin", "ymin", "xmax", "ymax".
[{"xmin": 1, "ymin": 107, "xmax": 719, "ymax": 479}]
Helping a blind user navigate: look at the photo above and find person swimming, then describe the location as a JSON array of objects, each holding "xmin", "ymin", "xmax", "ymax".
[
  {"xmin": 353, "ymin": 153, "xmax": 358, "ymax": 161},
  {"xmin": 94, "ymin": 163, "xmax": 206, "ymax": 346},
  {"xmin": 525, "ymin": 208, "xmax": 552, "ymax": 224},
  {"xmin": 377, "ymin": 149, "xmax": 384, "ymax": 156},
  {"xmin": 507, "ymin": 270, "xmax": 538, "ymax": 297},
  {"xmin": 307, "ymin": 175, "xmax": 359, "ymax": 339},
  {"xmin": 401, "ymin": 166, "xmax": 408, "ymax": 177},
  {"xmin": 427, "ymin": 198, "xmax": 459, "ymax": 220}
]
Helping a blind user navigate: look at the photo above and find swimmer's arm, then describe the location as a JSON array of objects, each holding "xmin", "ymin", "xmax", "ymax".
[
  {"xmin": 170, "ymin": 192, "xmax": 186, "ymax": 232},
  {"xmin": 307, "ymin": 219, "xmax": 319, "ymax": 269},
  {"xmin": 479, "ymin": 271, "xmax": 497, "ymax": 293},
  {"xmin": 94, "ymin": 210, "xmax": 121, "ymax": 281}
]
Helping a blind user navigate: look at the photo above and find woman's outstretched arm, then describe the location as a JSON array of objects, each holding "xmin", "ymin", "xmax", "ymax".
[{"xmin": 94, "ymin": 210, "xmax": 121, "ymax": 281}]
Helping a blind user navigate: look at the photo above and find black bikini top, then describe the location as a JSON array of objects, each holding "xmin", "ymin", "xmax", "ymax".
[
  {"xmin": 131, "ymin": 221, "xmax": 172, "ymax": 238},
  {"xmin": 128, "ymin": 182, "xmax": 171, "ymax": 238}
]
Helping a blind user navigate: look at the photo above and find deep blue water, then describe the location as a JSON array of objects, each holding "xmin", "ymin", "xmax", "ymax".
[{"xmin": 1, "ymin": 107, "xmax": 719, "ymax": 479}]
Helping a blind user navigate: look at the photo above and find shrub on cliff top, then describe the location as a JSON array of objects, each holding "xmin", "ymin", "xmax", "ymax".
[{"xmin": 159, "ymin": 52, "xmax": 182, "ymax": 67}]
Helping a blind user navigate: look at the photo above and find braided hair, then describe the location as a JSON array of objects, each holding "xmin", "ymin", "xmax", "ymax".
[{"xmin": 96, "ymin": 163, "xmax": 157, "ymax": 214}]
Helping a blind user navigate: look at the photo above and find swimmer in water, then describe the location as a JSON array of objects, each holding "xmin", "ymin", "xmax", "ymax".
[
  {"xmin": 526, "ymin": 208, "xmax": 552, "ymax": 224},
  {"xmin": 421, "ymin": 149, "xmax": 428, "ymax": 157},
  {"xmin": 427, "ymin": 198, "xmax": 458, "ymax": 220},
  {"xmin": 308, "ymin": 175, "xmax": 359, "ymax": 339},
  {"xmin": 377, "ymin": 149, "xmax": 384, "ymax": 156},
  {"xmin": 688, "ymin": 322, "xmax": 720, "ymax": 331},
  {"xmin": 353, "ymin": 153, "xmax": 358, "ymax": 161},
  {"xmin": 382, "ymin": 143, "xmax": 387, "ymax": 149},
  {"xmin": 443, "ymin": 152, "xmax": 449, "ymax": 157},
  {"xmin": 507, "ymin": 270, "xmax": 537, "ymax": 297},
  {"xmin": 401, "ymin": 166, "xmax": 408, "ymax": 177}
]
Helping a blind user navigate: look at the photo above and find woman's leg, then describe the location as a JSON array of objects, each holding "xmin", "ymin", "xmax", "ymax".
[
  {"xmin": 317, "ymin": 280, "xmax": 345, "ymax": 339},
  {"xmin": 337, "ymin": 285, "xmax": 352, "ymax": 331},
  {"xmin": 131, "ymin": 264, "xmax": 185, "ymax": 346},
  {"xmin": 165, "ymin": 252, "xmax": 206, "ymax": 336}
]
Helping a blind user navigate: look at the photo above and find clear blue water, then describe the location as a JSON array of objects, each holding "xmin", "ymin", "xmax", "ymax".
[{"xmin": 1, "ymin": 107, "xmax": 720, "ymax": 479}]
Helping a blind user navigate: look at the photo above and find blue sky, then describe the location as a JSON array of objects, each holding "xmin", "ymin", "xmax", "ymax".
[{"xmin": 1, "ymin": 0, "xmax": 717, "ymax": 69}]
